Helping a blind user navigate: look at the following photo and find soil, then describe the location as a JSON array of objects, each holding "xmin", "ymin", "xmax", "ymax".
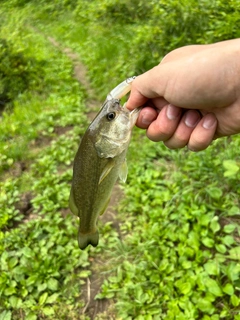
[{"xmin": 47, "ymin": 37, "xmax": 123, "ymax": 319}]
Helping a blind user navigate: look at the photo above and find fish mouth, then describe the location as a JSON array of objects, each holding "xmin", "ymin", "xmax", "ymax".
[
  {"xmin": 122, "ymin": 103, "xmax": 141, "ymax": 127},
  {"xmin": 130, "ymin": 108, "xmax": 141, "ymax": 126}
]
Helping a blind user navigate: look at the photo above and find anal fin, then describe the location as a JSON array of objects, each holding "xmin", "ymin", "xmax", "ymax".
[{"xmin": 99, "ymin": 197, "xmax": 111, "ymax": 216}]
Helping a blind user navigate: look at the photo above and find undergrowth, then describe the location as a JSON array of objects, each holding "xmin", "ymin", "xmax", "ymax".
[{"xmin": 0, "ymin": 1, "xmax": 240, "ymax": 319}]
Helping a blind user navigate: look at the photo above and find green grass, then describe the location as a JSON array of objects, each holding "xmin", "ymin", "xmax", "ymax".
[{"xmin": 0, "ymin": 1, "xmax": 240, "ymax": 319}]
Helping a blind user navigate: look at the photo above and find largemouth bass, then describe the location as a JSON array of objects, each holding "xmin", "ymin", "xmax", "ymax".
[{"xmin": 69, "ymin": 78, "xmax": 140, "ymax": 250}]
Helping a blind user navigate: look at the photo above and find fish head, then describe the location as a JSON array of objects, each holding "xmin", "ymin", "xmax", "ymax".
[{"xmin": 89, "ymin": 99, "xmax": 140, "ymax": 158}]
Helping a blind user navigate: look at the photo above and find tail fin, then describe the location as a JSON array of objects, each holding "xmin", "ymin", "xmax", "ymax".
[{"xmin": 78, "ymin": 229, "xmax": 99, "ymax": 250}]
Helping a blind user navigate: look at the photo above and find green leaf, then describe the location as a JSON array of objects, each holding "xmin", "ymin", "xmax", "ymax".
[
  {"xmin": 8, "ymin": 257, "xmax": 18, "ymax": 269},
  {"xmin": 222, "ymin": 283, "xmax": 234, "ymax": 296},
  {"xmin": 1, "ymin": 251, "xmax": 9, "ymax": 271},
  {"xmin": 204, "ymin": 261, "xmax": 219, "ymax": 276},
  {"xmin": 47, "ymin": 278, "xmax": 58, "ymax": 291},
  {"xmin": 42, "ymin": 307, "xmax": 55, "ymax": 316},
  {"xmin": 225, "ymin": 262, "xmax": 240, "ymax": 281},
  {"xmin": 46, "ymin": 293, "xmax": 59, "ymax": 304},
  {"xmin": 37, "ymin": 283, "xmax": 47, "ymax": 292},
  {"xmin": 222, "ymin": 235, "xmax": 235, "ymax": 246},
  {"xmin": 79, "ymin": 270, "xmax": 91, "ymax": 278},
  {"xmin": 181, "ymin": 260, "xmax": 192, "ymax": 269},
  {"xmin": 223, "ymin": 160, "xmax": 239, "ymax": 177},
  {"xmin": 0, "ymin": 311, "xmax": 12, "ymax": 320},
  {"xmin": 205, "ymin": 278, "xmax": 222, "ymax": 297},
  {"xmin": 210, "ymin": 220, "xmax": 220, "ymax": 233},
  {"xmin": 4, "ymin": 287, "xmax": 16, "ymax": 296},
  {"xmin": 198, "ymin": 214, "xmax": 212, "ymax": 226},
  {"xmin": 229, "ymin": 247, "xmax": 240, "ymax": 260},
  {"xmin": 20, "ymin": 287, "xmax": 28, "ymax": 298},
  {"xmin": 186, "ymin": 231, "xmax": 200, "ymax": 251},
  {"xmin": 26, "ymin": 275, "xmax": 38, "ymax": 287},
  {"xmin": 25, "ymin": 313, "xmax": 37, "ymax": 320},
  {"xmin": 202, "ymin": 237, "xmax": 214, "ymax": 248},
  {"xmin": 215, "ymin": 244, "xmax": 227, "ymax": 254},
  {"xmin": 179, "ymin": 282, "xmax": 192, "ymax": 295},
  {"xmin": 223, "ymin": 224, "xmax": 236, "ymax": 234},
  {"xmin": 230, "ymin": 294, "xmax": 239, "ymax": 307},
  {"xmin": 22, "ymin": 247, "xmax": 33, "ymax": 258},
  {"xmin": 9, "ymin": 296, "xmax": 22, "ymax": 308},
  {"xmin": 39, "ymin": 292, "xmax": 48, "ymax": 306},
  {"xmin": 207, "ymin": 187, "xmax": 222, "ymax": 200},
  {"xmin": 228, "ymin": 206, "xmax": 240, "ymax": 216},
  {"xmin": 197, "ymin": 299, "xmax": 214, "ymax": 313}
]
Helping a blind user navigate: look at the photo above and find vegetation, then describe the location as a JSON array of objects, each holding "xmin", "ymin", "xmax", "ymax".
[{"xmin": 0, "ymin": 0, "xmax": 240, "ymax": 319}]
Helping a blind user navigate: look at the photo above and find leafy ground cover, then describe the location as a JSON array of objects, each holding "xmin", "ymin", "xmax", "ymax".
[
  {"xmin": 0, "ymin": 6, "xmax": 106, "ymax": 320},
  {"xmin": 0, "ymin": 1, "xmax": 240, "ymax": 319}
]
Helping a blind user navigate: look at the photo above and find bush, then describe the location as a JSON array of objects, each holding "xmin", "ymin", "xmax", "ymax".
[
  {"xmin": 74, "ymin": 0, "xmax": 152, "ymax": 24},
  {"xmin": 130, "ymin": 0, "xmax": 240, "ymax": 72},
  {"xmin": 71, "ymin": 0, "xmax": 240, "ymax": 92},
  {"xmin": 0, "ymin": 38, "xmax": 45, "ymax": 106}
]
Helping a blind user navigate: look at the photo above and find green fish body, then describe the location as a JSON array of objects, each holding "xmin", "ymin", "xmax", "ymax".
[{"xmin": 69, "ymin": 98, "xmax": 140, "ymax": 249}]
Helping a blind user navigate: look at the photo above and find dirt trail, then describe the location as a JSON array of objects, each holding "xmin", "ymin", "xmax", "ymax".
[{"xmin": 48, "ymin": 37, "xmax": 122, "ymax": 319}]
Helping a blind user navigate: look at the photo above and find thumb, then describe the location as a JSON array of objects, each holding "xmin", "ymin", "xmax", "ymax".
[{"xmin": 126, "ymin": 86, "xmax": 148, "ymax": 110}]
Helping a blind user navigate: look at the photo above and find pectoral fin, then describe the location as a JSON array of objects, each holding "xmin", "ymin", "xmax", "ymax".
[
  {"xmin": 99, "ymin": 159, "xmax": 115, "ymax": 185},
  {"xmin": 119, "ymin": 159, "xmax": 128, "ymax": 183}
]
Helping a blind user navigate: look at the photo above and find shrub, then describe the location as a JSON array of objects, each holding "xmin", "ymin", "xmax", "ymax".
[{"xmin": 0, "ymin": 38, "xmax": 45, "ymax": 106}]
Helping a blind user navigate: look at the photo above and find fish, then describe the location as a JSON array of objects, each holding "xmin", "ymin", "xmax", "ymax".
[{"xmin": 69, "ymin": 77, "xmax": 140, "ymax": 250}]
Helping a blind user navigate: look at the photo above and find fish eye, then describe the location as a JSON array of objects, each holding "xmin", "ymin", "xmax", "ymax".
[{"xmin": 106, "ymin": 112, "xmax": 116, "ymax": 121}]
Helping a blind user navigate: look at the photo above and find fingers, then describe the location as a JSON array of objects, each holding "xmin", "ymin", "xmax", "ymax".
[
  {"xmin": 136, "ymin": 107, "xmax": 158, "ymax": 129},
  {"xmin": 135, "ymin": 97, "xmax": 169, "ymax": 129},
  {"xmin": 146, "ymin": 104, "xmax": 182, "ymax": 141},
  {"xmin": 137, "ymin": 104, "xmax": 217, "ymax": 151},
  {"xmin": 164, "ymin": 110, "xmax": 202, "ymax": 149},
  {"xmin": 188, "ymin": 113, "xmax": 217, "ymax": 151}
]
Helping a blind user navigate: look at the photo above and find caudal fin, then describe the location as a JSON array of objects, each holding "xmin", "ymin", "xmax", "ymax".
[{"xmin": 78, "ymin": 230, "xmax": 99, "ymax": 250}]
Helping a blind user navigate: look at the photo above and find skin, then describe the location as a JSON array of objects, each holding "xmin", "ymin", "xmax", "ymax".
[{"xmin": 126, "ymin": 39, "xmax": 240, "ymax": 151}]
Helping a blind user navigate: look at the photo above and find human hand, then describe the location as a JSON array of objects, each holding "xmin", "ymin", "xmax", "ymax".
[{"xmin": 127, "ymin": 39, "xmax": 240, "ymax": 151}]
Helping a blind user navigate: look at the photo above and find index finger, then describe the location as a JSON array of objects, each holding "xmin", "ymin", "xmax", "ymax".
[
  {"xmin": 126, "ymin": 66, "xmax": 166, "ymax": 110},
  {"xmin": 126, "ymin": 87, "xmax": 148, "ymax": 110}
]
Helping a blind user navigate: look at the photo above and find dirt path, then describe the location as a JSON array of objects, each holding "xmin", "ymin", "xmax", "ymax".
[{"xmin": 48, "ymin": 37, "xmax": 122, "ymax": 319}]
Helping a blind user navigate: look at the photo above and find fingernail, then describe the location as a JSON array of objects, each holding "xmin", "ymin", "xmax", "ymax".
[
  {"xmin": 202, "ymin": 114, "xmax": 217, "ymax": 129},
  {"xmin": 184, "ymin": 111, "xmax": 200, "ymax": 128},
  {"xmin": 166, "ymin": 104, "xmax": 181, "ymax": 120},
  {"xmin": 142, "ymin": 114, "xmax": 152, "ymax": 125}
]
